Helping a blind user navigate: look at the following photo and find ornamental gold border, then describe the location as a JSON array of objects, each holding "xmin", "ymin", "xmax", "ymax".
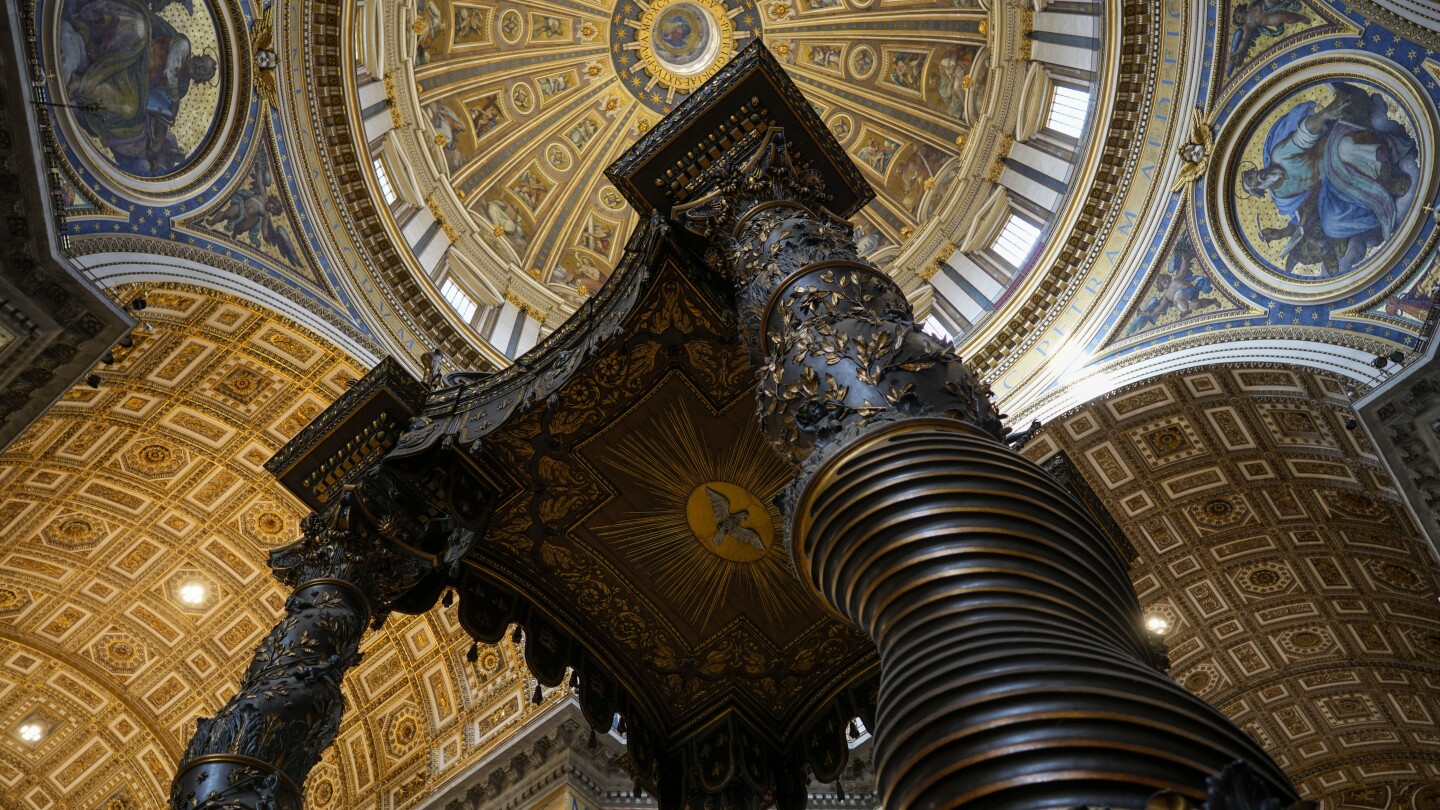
[
  {"xmin": 635, "ymin": 0, "xmax": 737, "ymax": 92},
  {"xmin": 1208, "ymin": 53, "xmax": 1439, "ymax": 304}
]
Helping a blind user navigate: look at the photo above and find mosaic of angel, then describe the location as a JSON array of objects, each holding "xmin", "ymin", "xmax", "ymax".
[
  {"xmin": 415, "ymin": 0, "xmax": 446, "ymax": 63},
  {"xmin": 203, "ymin": 152, "xmax": 302, "ymax": 267},
  {"xmin": 58, "ymin": 0, "xmax": 220, "ymax": 176},
  {"xmin": 426, "ymin": 101, "xmax": 468, "ymax": 172},
  {"xmin": 930, "ymin": 45, "xmax": 979, "ymax": 119},
  {"xmin": 1238, "ymin": 81, "xmax": 1420, "ymax": 279},
  {"xmin": 1226, "ymin": 0, "xmax": 1308, "ymax": 74},
  {"xmin": 552, "ymin": 252, "xmax": 609, "ymax": 292},
  {"xmin": 1124, "ymin": 237, "xmax": 1218, "ymax": 336}
]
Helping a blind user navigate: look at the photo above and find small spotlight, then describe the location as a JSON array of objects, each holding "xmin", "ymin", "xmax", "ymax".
[
  {"xmin": 1145, "ymin": 614, "xmax": 1170, "ymax": 635},
  {"xmin": 179, "ymin": 582, "xmax": 206, "ymax": 605},
  {"xmin": 17, "ymin": 722, "xmax": 44, "ymax": 742},
  {"xmin": 1345, "ymin": 417, "xmax": 1358, "ymax": 431},
  {"xmin": 1389, "ymin": 350, "xmax": 1405, "ymax": 365},
  {"xmin": 117, "ymin": 334, "xmax": 133, "ymax": 348},
  {"xmin": 101, "ymin": 352, "xmax": 114, "ymax": 365},
  {"xmin": 86, "ymin": 374, "xmax": 101, "ymax": 388},
  {"xmin": 129, "ymin": 297, "xmax": 146, "ymax": 311},
  {"xmin": 1372, "ymin": 354, "xmax": 1388, "ymax": 370}
]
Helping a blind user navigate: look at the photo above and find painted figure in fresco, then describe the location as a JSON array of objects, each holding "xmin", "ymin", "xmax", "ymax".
[
  {"xmin": 454, "ymin": 6, "xmax": 487, "ymax": 41},
  {"xmin": 534, "ymin": 15, "xmax": 566, "ymax": 39},
  {"xmin": 203, "ymin": 155, "xmax": 302, "ymax": 267},
  {"xmin": 578, "ymin": 218, "xmax": 614, "ymax": 256},
  {"xmin": 512, "ymin": 169, "xmax": 549, "ymax": 209},
  {"xmin": 805, "ymin": 45, "xmax": 842, "ymax": 71},
  {"xmin": 1386, "ymin": 287, "xmax": 1433, "ymax": 321},
  {"xmin": 567, "ymin": 116, "xmax": 599, "ymax": 150},
  {"xmin": 888, "ymin": 52, "xmax": 925, "ymax": 92},
  {"xmin": 1125, "ymin": 249, "xmax": 1218, "ymax": 335},
  {"xmin": 932, "ymin": 46, "xmax": 976, "ymax": 119},
  {"xmin": 553, "ymin": 253, "xmax": 608, "ymax": 291},
  {"xmin": 469, "ymin": 96, "xmax": 504, "ymax": 137},
  {"xmin": 415, "ymin": 0, "xmax": 446, "ymax": 63},
  {"xmin": 1240, "ymin": 81, "xmax": 1420, "ymax": 278},
  {"xmin": 853, "ymin": 220, "xmax": 885, "ymax": 256},
  {"xmin": 427, "ymin": 102, "xmax": 468, "ymax": 172},
  {"xmin": 59, "ymin": 0, "xmax": 218, "ymax": 176},
  {"xmin": 659, "ymin": 15, "xmax": 693, "ymax": 49},
  {"xmin": 851, "ymin": 49, "xmax": 873, "ymax": 77},
  {"xmin": 891, "ymin": 144, "xmax": 947, "ymax": 213},
  {"xmin": 857, "ymin": 136, "xmax": 896, "ymax": 175},
  {"xmin": 487, "ymin": 197, "xmax": 528, "ymax": 255},
  {"xmin": 537, "ymin": 74, "xmax": 570, "ymax": 99},
  {"xmin": 1226, "ymin": 0, "xmax": 1308, "ymax": 73}
]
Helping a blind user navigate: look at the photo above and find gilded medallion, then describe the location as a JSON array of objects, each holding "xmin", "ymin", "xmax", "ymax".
[
  {"xmin": 685, "ymin": 482, "xmax": 773, "ymax": 563},
  {"xmin": 1212, "ymin": 57, "xmax": 1437, "ymax": 302},
  {"xmin": 610, "ymin": 0, "xmax": 753, "ymax": 111}
]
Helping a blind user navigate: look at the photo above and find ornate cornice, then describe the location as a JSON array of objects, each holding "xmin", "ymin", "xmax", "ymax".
[
  {"xmin": 963, "ymin": 0, "xmax": 1159, "ymax": 384},
  {"xmin": 287, "ymin": 0, "xmax": 504, "ymax": 374}
]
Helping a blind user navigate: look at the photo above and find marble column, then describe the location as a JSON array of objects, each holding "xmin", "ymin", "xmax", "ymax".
[
  {"xmin": 680, "ymin": 128, "xmax": 1304, "ymax": 809},
  {"xmin": 169, "ymin": 468, "xmax": 439, "ymax": 810}
]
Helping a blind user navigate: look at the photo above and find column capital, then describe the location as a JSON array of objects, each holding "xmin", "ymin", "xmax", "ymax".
[{"xmin": 270, "ymin": 465, "xmax": 439, "ymax": 619}]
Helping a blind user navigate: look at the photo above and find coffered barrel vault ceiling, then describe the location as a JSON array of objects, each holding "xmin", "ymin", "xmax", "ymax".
[
  {"xmin": 1025, "ymin": 366, "xmax": 1440, "ymax": 806},
  {"xmin": 0, "ymin": 287, "xmax": 541, "ymax": 809}
]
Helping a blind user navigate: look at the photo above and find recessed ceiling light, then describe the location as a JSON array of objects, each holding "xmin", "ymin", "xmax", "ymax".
[
  {"xmin": 179, "ymin": 582, "xmax": 207, "ymax": 605},
  {"xmin": 1145, "ymin": 614, "xmax": 1170, "ymax": 635},
  {"xmin": 18, "ymin": 722, "xmax": 44, "ymax": 742}
]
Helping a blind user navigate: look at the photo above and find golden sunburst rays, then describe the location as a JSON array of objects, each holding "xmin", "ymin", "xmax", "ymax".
[{"xmin": 591, "ymin": 402, "xmax": 812, "ymax": 634}]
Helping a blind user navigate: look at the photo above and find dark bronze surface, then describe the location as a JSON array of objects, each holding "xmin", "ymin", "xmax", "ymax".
[
  {"xmin": 606, "ymin": 40, "xmax": 873, "ymax": 221},
  {"xmin": 170, "ymin": 461, "xmax": 487, "ymax": 809},
  {"xmin": 265, "ymin": 356, "xmax": 430, "ymax": 511},
  {"xmin": 176, "ymin": 41, "xmax": 1309, "ymax": 810},
  {"xmin": 793, "ymin": 419, "xmax": 1298, "ymax": 808}
]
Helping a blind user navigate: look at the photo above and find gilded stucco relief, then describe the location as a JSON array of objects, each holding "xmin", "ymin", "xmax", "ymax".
[{"xmin": 1026, "ymin": 366, "xmax": 1440, "ymax": 805}]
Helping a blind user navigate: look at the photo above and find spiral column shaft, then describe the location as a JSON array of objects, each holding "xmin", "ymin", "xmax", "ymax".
[
  {"xmin": 676, "ymin": 127, "xmax": 1303, "ymax": 809},
  {"xmin": 170, "ymin": 471, "xmax": 438, "ymax": 810},
  {"xmin": 792, "ymin": 419, "xmax": 1295, "ymax": 808}
]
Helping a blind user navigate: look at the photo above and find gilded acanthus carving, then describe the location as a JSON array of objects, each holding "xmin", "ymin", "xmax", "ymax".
[{"xmin": 170, "ymin": 467, "xmax": 447, "ymax": 810}]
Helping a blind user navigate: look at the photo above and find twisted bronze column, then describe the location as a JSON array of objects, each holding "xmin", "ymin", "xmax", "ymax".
[
  {"xmin": 680, "ymin": 129, "xmax": 1301, "ymax": 809},
  {"xmin": 170, "ymin": 469, "xmax": 438, "ymax": 810}
]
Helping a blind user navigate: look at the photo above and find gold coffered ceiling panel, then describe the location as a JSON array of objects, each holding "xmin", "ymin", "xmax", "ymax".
[
  {"xmin": 1025, "ymin": 366, "xmax": 1440, "ymax": 806},
  {"xmin": 0, "ymin": 287, "xmax": 542, "ymax": 809}
]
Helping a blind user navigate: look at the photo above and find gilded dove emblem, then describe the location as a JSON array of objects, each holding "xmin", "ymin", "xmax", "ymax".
[{"xmin": 705, "ymin": 486, "xmax": 765, "ymax": 550}]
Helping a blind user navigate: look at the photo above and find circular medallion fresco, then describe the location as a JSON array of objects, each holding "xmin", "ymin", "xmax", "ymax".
[
  {"xmin": 1215, "ymin": 58, "xmax": 1436, "ymax": 302},
  {"xmin": 649, "ymin": 2, "xmax": 717, "ymax": 73},
  {"xmin": 684, "ymin": 482, "xmax": 772, "ymax": 563},
  {"xmin": 613, "ymin": 0, "xmax": 750, "ymax": 111},
  {"xmin": 53, "ymin": 0, "xmax": 230, "ymax": 182}
]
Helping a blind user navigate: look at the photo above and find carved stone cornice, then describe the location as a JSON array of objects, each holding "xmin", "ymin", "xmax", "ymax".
[{"xmin": 423, "ymin": 701, "xmax": 882, "ymax": 810}]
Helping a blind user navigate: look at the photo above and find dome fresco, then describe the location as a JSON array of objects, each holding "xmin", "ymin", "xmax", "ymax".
[{"xmin": 376, "ymin": 0, "xmax": 1059, "ymax": 328}]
